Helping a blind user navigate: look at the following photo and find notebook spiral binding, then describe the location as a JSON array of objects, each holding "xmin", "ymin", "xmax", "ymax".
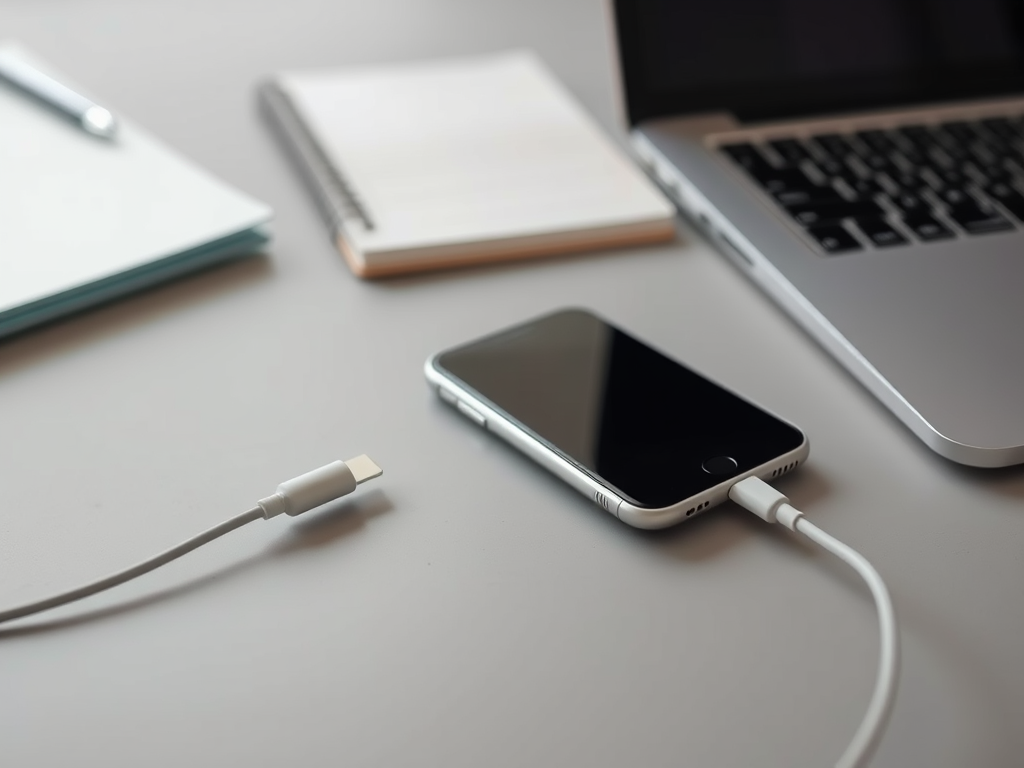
[{"xmin": 258, "ymin": 81, "xmax": 375, "ymax": 233}]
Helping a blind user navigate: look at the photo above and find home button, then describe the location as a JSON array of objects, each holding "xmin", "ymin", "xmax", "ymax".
[{"xmin": 702, "ymin": 456, "xmax": 738, "ymax": 475}]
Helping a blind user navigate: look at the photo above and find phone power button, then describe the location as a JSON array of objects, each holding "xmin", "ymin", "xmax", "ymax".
[{"xmin": 456, "ymin": 400, "xmax": 487, "ymax": 428}]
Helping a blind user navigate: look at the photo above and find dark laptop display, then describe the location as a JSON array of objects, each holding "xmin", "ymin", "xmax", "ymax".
[{"xmin": 615, "ymin": 0, "xmax": 1024, "ymax": 125}]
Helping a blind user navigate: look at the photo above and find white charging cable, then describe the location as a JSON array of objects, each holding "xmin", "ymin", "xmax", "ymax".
[
  {"xmin": 0, "ymin": 456, "xmax": 896, "ymax": 768},
  {"xmin": 729, "ymin": 476, "xmax": 899, "ymax": 768},
  {"xmin": 0, "ymin": 455, "xmax": 382, "ymax": 626}
]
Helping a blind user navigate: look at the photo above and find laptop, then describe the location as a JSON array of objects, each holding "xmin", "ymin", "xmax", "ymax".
[{"xmin": 611, "ymin": 0, "xmax": 1024, "ymax": 468}]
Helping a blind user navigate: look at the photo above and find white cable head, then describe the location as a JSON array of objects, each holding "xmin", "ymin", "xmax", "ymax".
[
  {"xmin": 258, "ymin": 455, "xmax": 382, "ymax": 519},
  {"xmin": 728, "ymin": 476, "xmax": 803, "ymax": 530}
]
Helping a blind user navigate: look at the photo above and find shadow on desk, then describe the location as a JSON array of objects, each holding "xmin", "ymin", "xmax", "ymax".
[
  {"xmin": 0, "ymin": 488, "xmax": 392, "ymax": 639},
  {"xmin": 0, "ymin": 253, "xmax": 272, "ymax": 376},
  {"xmin": 940, "ymin": 460, "xmax": 1024, "ymax": 501}
]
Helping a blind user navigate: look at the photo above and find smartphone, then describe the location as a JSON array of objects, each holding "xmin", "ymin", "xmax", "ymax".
[{"xmin": 425, "ymin": 308, "xmax": 808, "ymax": 529}]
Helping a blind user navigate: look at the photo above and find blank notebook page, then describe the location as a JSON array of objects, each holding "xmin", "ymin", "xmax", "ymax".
[{"xmin": 280, "ymin": 51, "xmax": 674, "ymax": 256}]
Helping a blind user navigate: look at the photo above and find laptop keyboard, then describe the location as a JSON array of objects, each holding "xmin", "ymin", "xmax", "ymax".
[{"xmin": 719, "ymin": 116, "xmax": 1024, "ymax": 253}]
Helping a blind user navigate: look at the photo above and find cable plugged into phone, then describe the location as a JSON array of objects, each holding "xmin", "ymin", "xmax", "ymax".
[
  {"xmin": 729, "ymin": 476, "xmax": 899, "ymax": 768},
  {"xmin": 0, "ymin": 456, "xmax": 383, "ymax": 627}
]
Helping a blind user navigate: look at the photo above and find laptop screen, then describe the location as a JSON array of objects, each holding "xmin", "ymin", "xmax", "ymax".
[{"xmin": 615, "ymin": 0, "xmax": 1024, "ymax": 125}]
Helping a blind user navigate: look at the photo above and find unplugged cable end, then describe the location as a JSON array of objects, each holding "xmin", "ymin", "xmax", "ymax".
[
  {"xmin": 259, "ymin": 456, "xmax": 383, "ymax": 519},
  {"xmin": 346, "ymin": 454, "xmax": 383, "ymax": 484}
]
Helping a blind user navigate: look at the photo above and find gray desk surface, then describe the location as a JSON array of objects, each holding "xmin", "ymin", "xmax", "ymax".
[{"xmin": 2, "ymin": 2, "xmax": 1023, "ymax": 766}]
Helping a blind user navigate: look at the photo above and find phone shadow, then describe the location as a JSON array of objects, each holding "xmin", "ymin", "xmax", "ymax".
[{"xmin": 0, "ymin": 253, "xmax": 272, "ymax": 377}]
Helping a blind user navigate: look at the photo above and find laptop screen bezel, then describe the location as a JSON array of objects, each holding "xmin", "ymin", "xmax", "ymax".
[{"xmin": 613, "ymin": 0, "xmax": 1024, "ymax": 127}]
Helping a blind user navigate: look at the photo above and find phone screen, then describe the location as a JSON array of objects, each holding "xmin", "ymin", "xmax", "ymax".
[{"xmin": 435, "ymin": 309, "xmax": 805, "ymax": 508}]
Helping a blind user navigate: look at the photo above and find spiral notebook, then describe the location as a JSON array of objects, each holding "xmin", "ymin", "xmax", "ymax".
[
  {"xmin": 0, "ymin": 42, "xmax": 272, "ymax": 340},
  {"xmin": 260, "ymin": 51, "xmax": 675, "ymax": 277}
]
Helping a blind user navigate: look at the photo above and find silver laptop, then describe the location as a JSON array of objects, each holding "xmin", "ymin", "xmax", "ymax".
[{"xmin": 611, "ymin": 0, "xmax": 1024, "ymax": 467}]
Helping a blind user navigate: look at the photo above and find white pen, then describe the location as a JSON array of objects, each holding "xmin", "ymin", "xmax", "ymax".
[{"xmin": 0, "ymin": 50, "xmax": 118, "ymax": 139}]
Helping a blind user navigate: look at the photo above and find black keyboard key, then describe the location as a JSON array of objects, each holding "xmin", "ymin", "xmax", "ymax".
[
  {"xmin": 810, "ymin": 133, "xmax": 855, "ymax": 158},
  {"xmin": 925, "ymin": 145, "xmax": 956, "ymax": 169},
  {"xmin": 828, "ymin": 170, "xmax": 859, "ymax": 190},
  {"xmin": 967, "ymin": 142, "xmax": 1000, "ymax": 165},
  {"xmin": 785, "ymin": 199, "xmax": 883, "ymax": 226},
  {"xmin": 861, "ymin": 153, "xmax": 896, "ymax": 173},
  {"xmin": 887, "ymin": 172, "xmax": 930, "ymax": 192},
  {"xmin": 1005, "ymin": 151, "xmax": 1024, "ymax": 171},
  {"xmin": 773, "ymin": 185, "xmax": 845, "ymax": 206},
  {"xmin": 888, "ymin": 131, "xmax": 920, "ymax": 155},
  {"xmin": 902, "ymin": 213, "xmax": 955, "ymax": 241},
  {"xmin": 720, "ymin": 143, "xmax": 772, "ymax": 173},
  {"xmin": 750, "ymin": 167, "xmax": 818, "ymax": 194},
  {"xmin": 897, "ymin": 125, "xmax": 936, "ymax": 148},
  {"xmin": 892, "ymin": 147, "xmax": 925, "ymax": 167},
  {"xmin": 890, "ymin": 192, "xmax": 928, "ymax": 214},
  {"xmin": 947, "ymin": 203, "xmax": 1015, "ymax": 234},
  {"xmin": 856, "ymin": 130, "xmax": 895, "ymax": 153},
  {"xmin": 923, "ymin": 168, "xmax": 968, "ymax": 190},
  {"xmin": 806, "ymin": 157, "xmax": 846, "ymax": 179},
  {"xmin": 843, "ymin": 176, "xmax": 884, "ymax": 198},
  {"xmin": 981, "ymin": 117, "xmax": 1018, "ymax": 141},
  {"xmin": 940, "ymin": 121, "xmax": 978, "ymax": 143},
  {"xmin": 806, "ymin": 224, "xmax": 862, "ymax": 253},
  {"xmin": 973, "ymin": 128, "xmax": 1010, "ymax": 150},
  {"xmin": 854, "ymin": 217, "xmax": 908, "ymax": 247},
  {"xmin": 971, "ymin": 164, "xmax": 1012, "ymax": 185},
  {"xmin": 936, "ymin": 188, "xmax": 973, "ymax": 207},
  {"xmin": 985, "ymin": 183, "xmax": 1024, "ymax": 221},
  {"xmin": 768, "ymin": 139, "xmax": 810, "ymax": 165},
  {"xmin": 929, "ymin": 133, "xmax": 970, "ymax": 160}
]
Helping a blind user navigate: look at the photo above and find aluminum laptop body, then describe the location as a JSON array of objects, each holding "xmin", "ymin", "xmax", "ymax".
[{"xmin": 612, "ymin": 0, "xmax": 1024, "ymax": 467}]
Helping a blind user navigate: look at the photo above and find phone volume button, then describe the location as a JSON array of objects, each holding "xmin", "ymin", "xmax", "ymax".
[{"xmin": 455, "ymin": 400, "xmax": 487, "ymax": 427}]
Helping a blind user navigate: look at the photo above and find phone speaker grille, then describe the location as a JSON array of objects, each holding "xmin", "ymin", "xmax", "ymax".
[
  {"xmin": 770, "ymin": 460, "xmax": 801, "ymax": 479},
  {"xmin": 686, "ymin": 500, "xmax": 710, "ymax": 518}
]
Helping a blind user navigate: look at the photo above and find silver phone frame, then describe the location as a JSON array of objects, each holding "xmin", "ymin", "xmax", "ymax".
[{"xmin": 424, "ymin": 320, "xmax": 810, "ymax": 530}]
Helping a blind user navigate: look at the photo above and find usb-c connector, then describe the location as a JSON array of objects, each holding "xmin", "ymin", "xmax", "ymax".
[{"xmin": 258, "ymin": 455, "xmax": 382, "ymax": 518}]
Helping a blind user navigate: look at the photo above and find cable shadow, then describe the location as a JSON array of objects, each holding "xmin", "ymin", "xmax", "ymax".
[
  {"xmin": 0, "ymin": 253, "xmax": 273, "ymax": 377},
  {"xmin": 0, "ymin": 489, "xmax": 393, "ymax": 639}
]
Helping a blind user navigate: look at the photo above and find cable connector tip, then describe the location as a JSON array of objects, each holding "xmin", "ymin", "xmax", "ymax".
[
  {"xmin": 729, "ymin": 476, "xmax": 803, "ymax": 530},
  {"xmin": 258, "ymin": 456, "xmax": 384, "ymax": 519},
  {"xmin": 346, "ymin": 454, "xmax": 383, "ymax": 484}
]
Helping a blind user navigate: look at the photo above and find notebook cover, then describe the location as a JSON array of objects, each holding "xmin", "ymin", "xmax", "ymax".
[
  {"xmin": 0, "ymin": 43, "xmax": 273, "ymax": 338},
  {"xmin": 261, "ymin": 51, "xmax": 675, "ymax": 278}
]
